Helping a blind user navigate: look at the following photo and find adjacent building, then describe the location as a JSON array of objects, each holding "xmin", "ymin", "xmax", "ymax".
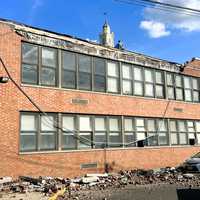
[{"xmin": 1, "ymin": 18, "xmax": 200, "ymax": 177}]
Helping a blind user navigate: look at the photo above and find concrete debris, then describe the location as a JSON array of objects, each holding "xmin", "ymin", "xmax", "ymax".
[{"xmin": 1, "ymin": 167, "xmax": 200, "ymax": 199}]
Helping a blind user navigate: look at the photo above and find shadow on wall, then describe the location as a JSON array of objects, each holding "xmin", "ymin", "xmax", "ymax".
[{"xmin": 177, "ymin": 188, "xmax": 200, "ymax": 200}]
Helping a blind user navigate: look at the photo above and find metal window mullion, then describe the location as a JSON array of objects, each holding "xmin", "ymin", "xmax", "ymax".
[
  {"xmin": 58, "ymin": 49, "xmax": 62, "ymax": 88},
  {"xmin": 119, "ymin": 62, "xmax": 122, "ymax": 95}
]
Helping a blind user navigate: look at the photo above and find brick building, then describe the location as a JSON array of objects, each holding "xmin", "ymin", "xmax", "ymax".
[{"xmin": 1, "ymin": 18, "xmax": 200, "ymax": 178}]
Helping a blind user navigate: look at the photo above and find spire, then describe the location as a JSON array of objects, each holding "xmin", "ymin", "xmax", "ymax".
[{"xmin": 99, "ymin": 21, "xmax": 114, "ymax": 47}]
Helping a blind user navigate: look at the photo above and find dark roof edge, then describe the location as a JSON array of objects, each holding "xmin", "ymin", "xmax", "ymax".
[{"xmin": 0, "ymin": 17, "xmax": 181, "ymax": 66}]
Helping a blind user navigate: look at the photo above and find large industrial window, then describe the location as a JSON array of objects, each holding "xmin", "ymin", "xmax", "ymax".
[
  {"xmin": 167, "ymin": 73, "xmax": 175, "ymax": 100},
  {"xmin": 184, "ymin": 77, "xmax": 192, "ymax": 102},
  {"xmin": 133, "ymin": 66, "xmax": 143, "ymax": 96},
  {"xmin": 93, "ymin": 58, "xmax": 106, "ymax": 92},
  {"xmin": 62, "ymin": 51, "xmax": 76, "ymax": 89},
  {"xmin": 122, "ymin": 64, "xmax": 132, "ymax": 95},
  {"xmin": 94, "ymin": 117, "xmax": 107, "ymax": 148},
  {"xmin": 20, "ymin": 113, "xmax": 57, "ymax": 152},
  {"xmin": 78, "ymin": 116, "xmax": 92, "ymax": 149},
  {"xmin": 62, "ymin": 115, "xmax": 76, "ymax": 150},
  {"xmin": 20, "ymin": 114, "xmax": 37, "ymax": 151},
  {"xmin": 175, "ymin": 75, "xmax": 184, "ymax": 101},
  {"xmin": 108, "ymin": 117, "xmax": 121, "ymax": 147},
  {"xmin": 20, "ymin": 112, "xmax": 200, "ymax": 152},
  {"xmin": 41, "ymin": 48, "xmax": 57, "ymax": 86},
  {"xmin": 40, "ymin": 115, "xmax": 57, "ymax": 150},
  {"xmin": 124, "ymin": 118, "xmax": 135, "ymax": 146},
  {"xmin": 22, "ymin": 43, "xmax": 38, "ymax": 84},
  {"xmin": 135, "ymin": 118, "xmax": 146, "ymax": 141},
  {"xmin": 22, "ymin": 42, "xmax": 200, "ymax": 103},
  {"xmin": 146, "ymin": 119, "xmax": 157, "ymax": 146},
  {"xmin": 155, "ymin": 71, "xmax": 165, "ymax": 98},
  {"xmin": 157, "ymin": 119, "xmax": 168, "ymax": 145},
  {"xmin": 78, "ymin": 55, "xmax": 92, "ymax": 90},
  {"xmin": 107, "ymin": 62, "xmax": 119, "ymax": 93},
  {"xmin": 144, "ymin": 69, "xmax": 154, "ymax": 97}
]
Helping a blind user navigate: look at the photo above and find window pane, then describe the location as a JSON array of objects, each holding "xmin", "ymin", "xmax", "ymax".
[
  {"xmin": 22, "ymin": 43, "xmax": 38, "ymax": 64},
  {"xmin": 79, "ymin": 55, "xmax": 91, "ymax": 72},
  {"xmin": 109, "ymin": 118, "xmax": 119, "ymax": 131},
  {"xmin": 180, "ymin": 133, "xmax": 187, "ymax": 144},
  {"xmin": 167, "ymin": 73, "xmax": 173, "ymax": 85},
  {"xmin": 79, "ymin": 133, "xmax": 92, "ymax": 149},
  {"xmin": 63, "ymin": 52, "xmax": 76, "ymax": 70},
  {"xmin": 158, "ymin": 120, "xmax": 167, "ymax": 131},
  {"xmin": 108, "ymin": 78, "xmax": 118, "ymax": 93},
  {"xmin": 168, "ymin": 87, "xmax": 175, "ymax": 99},
  {"xmin": 196, "ymin": 122, "xmax": 200, "ymax": 132},
  {"xmin": 178, "ymin": 121, "xmax": 186, "ymax": 132},
  {"xmin": 192, "ymin": 78, "xmax": 198, "ymax": 90},
  {"xmin": 123, "ymin": 80, "xmax": 132, "ymax": 94},
  {"xmin": 184, "ymin": 77, "xmax": 191, "ymax": 89},
  {"xmin": 137, "ymin": 132, "xmax": 145, "ymax": 140},
  {"xmin": 20, "ymin": 134, "xmax": 36, "ymax": 151},
  {"xmin": 41, "ymin": 67, "xmax": 56, "ymax": 86},
  {"xmin": 170, "ymin": 121, "xmax": 176, "ymax": 132},
  {"xmin": 21, "ymin": 115, "xmax": 36, "ymax": 131},
  {"xmin": 40, "ymin": 133, "xmax": 56, "ymax": 150},
  {"xmin": 95, "ymin": 118, "xmax": 106, "ymax": 131},
  {"xmin": 156, "ymin": 85, "xmax": 164, "ymax": 98},
  {"xmin": 176, "ymin": 88, "xmax": 183, "ymax": 100},
  {"xmin": 147, "ymin": 119, "xmax": 156, "ymax": 131},
  {"xmin": 136, "ymin": 119, "xmax": 144, "ymax": 126},
  {"xmin": 62, "ymin": 70, "xmax": 76, "ymax": 88},
  {"xmin": 145, "ymin": 83, "xmax": 154, "ymax": 97},
  {"xmin": 197, "ymin": 134, "xmax": 200, "ymax": 144},
  {"xmin": 79, "ymin": 117, "xmax": 91, "ymax": 131},
  {"xmin": 79, "ymin": 72, "xmax": 91, "ymax": 90},
  {"xmin": 175, "ymin": 75, "xmax": 182, "ymax": 87},
  {"xmin": 62, "ymin": 135, "xmax": 76, "ymax": 149},
  {"xmin": 144, "ymin": 69, "xmax": 153, "ymax": 82},
  {"xmin": 94, "ymin": 75, "xmax": 106, "ymax": 92},
  {"xmin": 134, "ymin": 67, "xmax": 143, "ymax": 81},
  {"xmin": 125, "ymin": 135, "xmax": 135, "ymax": 146},
  {"xmin": 155, "ymin": 71, "xmax": 163, "ymax": 84},
  {"xmin": 109, "ymin": 135, "xmax": 122, "ymax": 147},
  {"xmin": 94, "ymin": 58, "xmax": 105, "ymax": 75},
  {"xmin": 185, "ymin": 90, "xmax": 192, "ymax": 101},
  {"xmin": 42, "ymin": 48, "xmax": 56, "ymax": 67},
  {"xmin": 187, "ymin": 121, "xmax": 195, "ymax": 132},
  {"xmin": 148, "ymin": 133, "xmax": 157, "ymax": 146},
  {"xmin": 22, "ymin": 64, "xmax": 37, "ymax": 84},
  {"xmin": 41, "ymin": 116, "xmax": 55, "ymax": 131},
  {"xmin": 171, "ymin": 133, "xmax": 178, "ymax": 145},
  {"xmin": 134, "ymin": 82, "xmax": 143, "ymax": 95},
  {"xmin": 95, "ymin": 133, "xmax": 106, "ymax": 148},
  {"xmin": 122, "ymin": 64, "xmax": 131, "ymax": 79},
  {"xmin": 193, "ymin": 91, "xmax": 199, "ymax": 102},
  {"xmin": 62, "ymin": 116, "xmax": 74, "ymax": 131},
  {"xmin": 124, "ymin": 118, "xmax": 133, "ymax": 131},
  {"xmin": 158, "ymin": 134, "xmax": 168, "ymax": 145},
  {"xmin": 107, "ymin": 62, "xmax": 118, "ymax": 77}
]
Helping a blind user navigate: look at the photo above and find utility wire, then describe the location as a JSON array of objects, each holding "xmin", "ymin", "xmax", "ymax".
[{"xmin": 115, "ymin": 0, "xmax": 200, "ymax": 17}]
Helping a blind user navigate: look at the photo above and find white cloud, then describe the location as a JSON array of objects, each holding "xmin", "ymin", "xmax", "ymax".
[
  {"xmin": 140, "ymin": 20, "xmax": 170, "ymax": 38},
  {"xmin": 28, "ymin": 0, "xmax": 43, "ymax": 24},
  {"xmin": 140, "ymin": 0, "xmax": 200, "ymax": 37}
]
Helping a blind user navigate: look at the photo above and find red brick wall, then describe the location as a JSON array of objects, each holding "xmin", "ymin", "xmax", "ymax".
[{"xmin": 1, "ymin": 22, "xmax": 200, "ymax": 178}]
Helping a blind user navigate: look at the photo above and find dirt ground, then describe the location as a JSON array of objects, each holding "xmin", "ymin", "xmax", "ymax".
[{"xmin": 1, "ymin": 184, "xmax": 199, "ymax": 200}]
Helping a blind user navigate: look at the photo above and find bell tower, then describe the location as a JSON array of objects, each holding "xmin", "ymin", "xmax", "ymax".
[{"xmin": 99, "ymin": 21, "xmax": 114, "ymax": 47}]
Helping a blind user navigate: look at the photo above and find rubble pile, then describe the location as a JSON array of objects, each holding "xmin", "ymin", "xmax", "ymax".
[{"xmin": 1, "ymin": 167, "xmax": 200, "ymax": 199}]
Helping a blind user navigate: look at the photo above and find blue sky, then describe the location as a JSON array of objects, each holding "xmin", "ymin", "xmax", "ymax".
[{"xmin": 1, "ymin": 0, "xmax": 200, "ymax": 63}]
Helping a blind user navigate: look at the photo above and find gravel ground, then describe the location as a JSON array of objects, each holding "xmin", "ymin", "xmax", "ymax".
[{"xmin": 1, "ymin": 184, "xmax": 200, "ymax": 200}]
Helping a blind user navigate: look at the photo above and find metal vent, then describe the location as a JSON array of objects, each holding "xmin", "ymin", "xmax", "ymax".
[
  {"xmin": 80, "ymin": 162, "xmax": 97, "ymax": 169},
  {"xmin": 71, "ymin": 98, "xmax": 89, "ymax": 105}
]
